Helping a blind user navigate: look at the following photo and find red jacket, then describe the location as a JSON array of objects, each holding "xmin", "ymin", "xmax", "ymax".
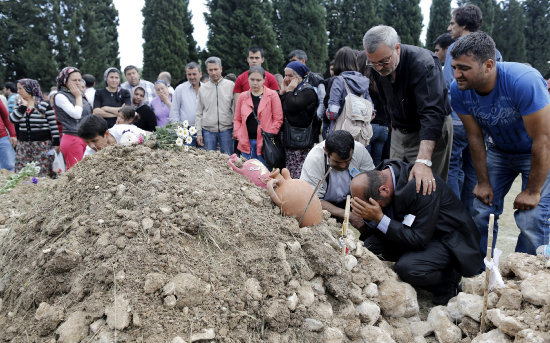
[
  {"xmin": 0, "ymin": 102, "xmax": 16, "ymax": 139},
  {"xmin": 234, "ymin": 86, "xmax": 283, "ymax": 155}
]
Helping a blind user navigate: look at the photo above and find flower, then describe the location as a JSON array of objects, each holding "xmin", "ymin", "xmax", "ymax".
[
  {"xmin": 185, "ymin": 136, "xmax": 192, "ymax": 145},
  {"xmin": 175, "ymin": 137, "xmax": 183, "ymax": 147},
  {"xmin": 176, "ymin": 126, "xmax": 185, "ymax": 137},
  {"xmin": 184, "ymin": 145, "xmax": 189, "ymax": 152},
  {"xmin": 182, "ymin": 120, "xmax": 189, "ymax": 129},
  {"xmin": 34, "ymin": 166, "xmax": 40, "ymax": 174},
  {"xmin": 120, "ymin": 131, "xmax": 139, "ymax": 146},
  {"xmin": 32, "ymin": 177, "xmax": 38, "ymax": 184},
  {"xmin": 189, "ymin": 126, "xmax": 197, "ymax": 135},
  {"xmin": 137, "ymin": 133, "xmax": 144, "ymax": 144},
  {"xmin": 181, "ymin": 129, "xmax": 189, "ymax": 138}
]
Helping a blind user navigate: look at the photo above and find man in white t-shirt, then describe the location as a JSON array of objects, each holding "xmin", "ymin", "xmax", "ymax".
[{"xmin": 77, "ymin": 115, "xmax": 147, "ymax": 156}]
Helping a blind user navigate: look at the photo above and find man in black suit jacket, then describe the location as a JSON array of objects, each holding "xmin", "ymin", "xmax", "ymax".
[{"xmin": 350, "ymin": 160, "xmax": 482, "ymax": 304}]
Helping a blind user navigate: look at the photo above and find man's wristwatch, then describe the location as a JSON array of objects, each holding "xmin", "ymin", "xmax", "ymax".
[{"xmin": 415, "ymin": 159, "xmax": 432, "ymax": 167}]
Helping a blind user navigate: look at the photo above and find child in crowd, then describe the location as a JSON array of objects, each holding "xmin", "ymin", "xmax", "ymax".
[
  {"xmin": 77, "ymin": 114, "xmax": 148, "ymax": 157},
  {"xmin": 116, "ymin": 105, "xmax": 140, "ymax": 125}
]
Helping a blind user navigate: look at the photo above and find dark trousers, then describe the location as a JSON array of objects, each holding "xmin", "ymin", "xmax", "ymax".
[{"xmin": 363, "ymin": 232, "xmax": 459, "ymax": 289}]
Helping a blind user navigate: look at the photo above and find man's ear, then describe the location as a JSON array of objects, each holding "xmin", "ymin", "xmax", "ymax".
[
  {"xmin": 323, "ymin": 147, "xmax": 329, "ymax": 156},
  {"xmin": 379, "ymin": 184, "xmax": 390, "ymax": 197},
  {"xmin": 484, "ymin": 59, "xmax": 495, "ymax": 73}
]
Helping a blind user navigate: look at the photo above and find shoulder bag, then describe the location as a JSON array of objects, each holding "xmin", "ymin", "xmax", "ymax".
[{"xmin": 251, "ymin": 107, "xmax": 285, "ymax": 169}]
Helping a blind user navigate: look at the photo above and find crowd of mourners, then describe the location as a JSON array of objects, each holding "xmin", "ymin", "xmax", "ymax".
[{"xmin": 1, "ymin": 4, "xmax": 550, "ymax": 305}]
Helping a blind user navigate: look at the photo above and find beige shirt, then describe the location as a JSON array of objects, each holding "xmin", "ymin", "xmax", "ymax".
[{"xmin": 195, "ymin": 78, "xmax": 235, "ymax": 134}]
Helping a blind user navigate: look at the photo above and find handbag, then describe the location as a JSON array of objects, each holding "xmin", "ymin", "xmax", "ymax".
[
  {"xmin": 251, "ymin": 108, "xmax": 285, "ymax": 168},
  {"xmin": 283, "ymin": 117, "xmax": 314, "ymax": 150}
]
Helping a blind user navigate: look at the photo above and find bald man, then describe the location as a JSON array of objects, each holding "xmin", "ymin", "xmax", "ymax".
[{"xmin": 350, "ymin": 159, "xmax": 482, "ymax": 304}]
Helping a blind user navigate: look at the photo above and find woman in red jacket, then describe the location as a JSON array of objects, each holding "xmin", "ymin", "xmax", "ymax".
[{"xmin": 234, "ymin": 66, "xmax": 283, "ymax": 168}]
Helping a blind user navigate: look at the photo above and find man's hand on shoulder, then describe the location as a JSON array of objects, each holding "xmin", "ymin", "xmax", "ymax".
[
  {"xmin": 513, "ymin": 189, "xmax": 540, "ymax": 210},
  {"xmin": 409, "ymin": 163, "xmax": 436, "ymax": 195}
]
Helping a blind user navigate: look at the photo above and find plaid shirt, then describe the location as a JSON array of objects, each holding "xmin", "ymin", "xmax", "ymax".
[{"xmin": 121, "ymin": 79, "xmax": 156, "ymax": 105}]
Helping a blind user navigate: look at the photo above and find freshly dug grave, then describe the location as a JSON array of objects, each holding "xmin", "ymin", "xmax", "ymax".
[
  {"xmin": 0, "ymin": 145, "xmax": 418, "ymax": 343},
  {"xmin": 0, "ymin": 145, "xmax": 548, "ymax": 343}
]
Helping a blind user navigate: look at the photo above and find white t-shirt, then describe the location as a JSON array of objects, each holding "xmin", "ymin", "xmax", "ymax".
[{"xmin": 83, "ymin": 124, "xmax": 147, "ymax": 157}]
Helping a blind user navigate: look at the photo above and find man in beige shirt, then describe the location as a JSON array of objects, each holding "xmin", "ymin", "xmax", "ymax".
[{"xmin": 195, "ymin": 57, "xmax": 235, "ymax": 154}]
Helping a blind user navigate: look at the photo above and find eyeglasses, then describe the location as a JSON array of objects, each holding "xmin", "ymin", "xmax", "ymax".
[{"xmin": 366, "ymin": 53, "xmax": 394, "ymax": 68}]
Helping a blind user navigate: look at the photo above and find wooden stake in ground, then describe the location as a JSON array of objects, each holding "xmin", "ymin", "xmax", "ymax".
[
  {"xmin": 298, "ymin": 166, "xmax": 332, "ymax": 226},
  {"xmin": 341, "ymin": 195, "xmax": 351, "ymax": 255},
  {"xmin": 480, "ymin": 213, "xmax": 495, "ymax": 333}
]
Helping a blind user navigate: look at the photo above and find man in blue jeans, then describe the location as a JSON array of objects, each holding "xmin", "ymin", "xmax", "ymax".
[
  {"xmin": 195, "ymin": 57, "xmax": 235, "ymax": 154},
  {"xmin": 444, "ymin": 4, "xmax": 503, "ymax": 215},
  {"xmin": 451, "ymin": 32, "xmax": 550, "ymax": 256}
]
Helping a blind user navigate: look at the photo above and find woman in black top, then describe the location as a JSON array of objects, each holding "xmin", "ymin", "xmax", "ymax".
[
  {"xmin": 279, "ymin": 61, "xmax": 318, "ymax": 178},
  {"xmin": 93, "ymin": 67, "xmax": 131, "ymax": 128}
]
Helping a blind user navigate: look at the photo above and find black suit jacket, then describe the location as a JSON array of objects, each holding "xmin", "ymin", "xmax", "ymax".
[{"xmin": 367, "ymin": 160, "xmax": 482, "ymax": 277}]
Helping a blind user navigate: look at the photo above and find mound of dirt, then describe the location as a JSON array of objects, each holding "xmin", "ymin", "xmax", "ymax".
[{"xmin": 0, "ymin": 145, "xmax": 412, "ymax": 343}]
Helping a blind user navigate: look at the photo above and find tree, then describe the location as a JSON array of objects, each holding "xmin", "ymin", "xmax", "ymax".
[
  {"xmin": 457, "ymin": 0, "xmax": 497, "ymax": 35},
  {"xmin": 426, "ymin": 0, "xmax": 452, "ymax": 49},
  {"xmin": 142, "ymin": 0, "xmax": 197, "ymax": 85},
  {"xmin": 272, "ymin": 0, "xmax": 328, "ymax": 72},
  {"xmin": 524, "ymin": 0, "xmax": 550, "ymax": 76},
  {"xmin": 492, "ymin": 0, "xmax": 526, "ymax": 63},
  {"xmin": 0, "ymin": 0, "xmax": 58, "ymax": 87},
  {"xmin": 79, "ymin": 1, "xmax": 121, "ymax": 86},
  {"xmin": 383, "ymin": 0, "xmax": 423, "ymax": 46},
  {"xmin": 205, "ymin": 0, "xmax": 283, "ymax": 75},
  {"xmin": 326, "ymin": 0, "xmax": 381, "ymax": 63}
]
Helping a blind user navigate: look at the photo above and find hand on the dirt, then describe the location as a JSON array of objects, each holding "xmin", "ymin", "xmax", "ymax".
[
  {"xmin": 196, "ymin": 135, "xmax": 204, "ymax": 146},
  {"xmin": 473, "ymin": 182, "xmax": 494, "ymax": 206},
  {"xmin": 409, "ymin": 163, "xmax": 435, "ymax": 195},
  {"xmin": 513, "ymin": 190, "xmax": 540, "ymax": 210},
  {"xmin": 349, "ymin": 213, "xmax": 365, "ymax": 230}
]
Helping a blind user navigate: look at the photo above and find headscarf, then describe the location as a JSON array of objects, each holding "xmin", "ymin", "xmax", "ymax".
[
  {"xmin": 56, "ymin": 66, "xmax": 81, "ymax": 90},
  {"xmin": 285, "ymin": 61, "xmax": 310, "ymax": 92},
  {"xmin": 285, "ymin": 61, "xmax": 310, "ymax": 78},
  {"xmin": 18, "ymin": 79, "xmax": 43, "ymax": 103},
  {"xmin": 154, "ymin": 80, "xmax": 168, "ymax": 87},
  {"xmin": 104, "ymin": 67, "xmax": 122, "ymax": 87}
]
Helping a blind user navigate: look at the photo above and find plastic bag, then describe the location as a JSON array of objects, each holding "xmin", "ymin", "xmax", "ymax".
[{"xmin": 52, "ymin": 151, "xmax": 66, "ymax": 174}]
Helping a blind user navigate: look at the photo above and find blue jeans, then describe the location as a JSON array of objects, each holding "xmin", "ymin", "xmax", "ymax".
[
  {"xmin": 186, "ymin": 135, "xmax": 197, "ymax": 147},
  {"xmin": 447, "ymin": 125, "xmax": 476, "ymax": 215},
  {"xmin": 366, "ymin": 124, "xmax": 389, "ymax": 167},
  {"xmin": 202, "ymin": 129, "xmax": 234, "ymax": 155},
  {"xmin": 0, "ymin": 136, "xmax": 15, "ymax": 171},
  {"xmin": 473, "ymin": 148, "xmax": 550, "ymax": 256},
  {"xmin": 241, "ymin": 139, "xmax": 267, "ymax": 166}
]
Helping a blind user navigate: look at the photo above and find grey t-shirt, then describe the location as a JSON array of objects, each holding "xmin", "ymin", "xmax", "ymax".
[{"xmin": 323, "ymin": 168, "xmax": 351, "ymax": 203}]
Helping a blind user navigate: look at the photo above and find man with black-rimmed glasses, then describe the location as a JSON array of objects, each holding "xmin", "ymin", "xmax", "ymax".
[{"xmin": 363, "ymin": 25, "xmax": 452, "ymax": 196}]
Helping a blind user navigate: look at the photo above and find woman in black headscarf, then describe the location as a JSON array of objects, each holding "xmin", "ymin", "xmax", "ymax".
[{"xmin": 279, "ymin": 61, "xmax": 318, "ymax": 178}]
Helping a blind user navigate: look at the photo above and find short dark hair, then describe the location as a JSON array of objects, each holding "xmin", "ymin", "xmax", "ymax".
[
  {"xmin": 225, "ymin": 73, "xmax": 237, "ymax": 82},
  {"xmin": 433, "ymin": 33, "xmax": 455, "ymax": 50},
  {"xmin": 248, "ymin": 66, "xmax": 265, "ymax": 79},
  {"xmin": 4, "ymin": 82, "xmax": 16, "ymax": 93},
  {"xmin": 325, "ymin": 130, "xmax": 355, "ymax": 160},
  {"xmin": 123, "ymin": 65, "xmax": 139, "ymax": 75},
  {"xmin": 363, "ymin": 170, "xmax": 385, "ymax": 201},
  {"xmin": 453, "ymin": 4, "xmax": 483, "ymax": 32},
  {"xmin": 78, "ymin": 115, "xmax": 109, "ymax": 140},
  {"xmin": 118, "ymin": 105, "xmax": 139, "ymax": 124},
  {"xmin": 288, "ymin": 49, "xmax": 307, "ymax": 62},
  {"xmin": 248, "ymin": 46, "xmax": 264, "ymax": 57},
  {"xmin": 82, "ymin": 74, "xmax": 95, "ymax": 87},
  {"xmin": 333, "ymin": 47, "xmax": 358, "ymax": 76},
  {"xmin": 185, "ymin": 62, "xmax": 200, "ymax": 71},
  {"xmin": 450, "ymin": 31, "xmax": 496, "ymax": 64}
]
